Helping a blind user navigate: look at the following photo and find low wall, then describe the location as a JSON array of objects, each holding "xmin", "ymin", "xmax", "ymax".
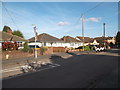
[
  {"xmin": 2, "ymin": 47, "xmax": 54, "ymax": 60},
  {"xmin": 2, "ymin": 50, "xmax": 34, "ymax": 60},
  {"xmin": 52, "ymin": 47, "xmax": 65, "ymax": 52}
]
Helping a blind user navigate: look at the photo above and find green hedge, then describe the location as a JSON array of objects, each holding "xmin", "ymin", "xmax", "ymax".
[{"xmin": 78, "ymin": 46, "xmax": 90, "ymax": 51}]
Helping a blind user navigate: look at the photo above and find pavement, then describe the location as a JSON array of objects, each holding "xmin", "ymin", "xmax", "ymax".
[{"xmin": 2, "ymin": 48, "xmax": 120, "ymax": 88}]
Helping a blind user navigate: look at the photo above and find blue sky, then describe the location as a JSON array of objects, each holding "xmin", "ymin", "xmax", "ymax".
[{"xmin": 1, "ymin": 2, "xmax": 118, "ymax": 39}]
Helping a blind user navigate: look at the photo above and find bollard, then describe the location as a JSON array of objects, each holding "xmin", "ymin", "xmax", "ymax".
[{"xmin": 6, "ymin": 54, "xmax": 9, "ymax": 60}]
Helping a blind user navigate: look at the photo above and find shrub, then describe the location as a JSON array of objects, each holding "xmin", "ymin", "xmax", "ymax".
[
  {"xmin": 40, "ymin": 46, "xmax": 48, "ymax": 55},
  {"xmin": 22, "ymin": 41, "xmax": 33, "ymax": 53},
  {"xmin": 2, "ymin": 41, "xmax": 19, "ymax": 51},
  {"xmin": 77, "ymin": 46, "xmax": 90, "ymax": 51},
  {"xmin": 84, "ymin": 46, "xmax": 90, "ymax": 51}
]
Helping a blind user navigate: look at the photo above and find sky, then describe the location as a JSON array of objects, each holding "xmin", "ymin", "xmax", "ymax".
[{"xmin": 1, "ymin": 1, "xmax": 119, "ymax": 39}]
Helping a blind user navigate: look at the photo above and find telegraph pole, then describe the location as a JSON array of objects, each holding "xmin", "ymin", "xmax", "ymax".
[
  {"xmin": 103, "ymin": 23, "xmax": 106, "ymax": 48},
  {"xmin": 81, "ymin": 14, "xmax": 84, "ymax": 51},
  {"xmin": 33, "ymin": 25, "xmax": 37, "ymax": 58}
]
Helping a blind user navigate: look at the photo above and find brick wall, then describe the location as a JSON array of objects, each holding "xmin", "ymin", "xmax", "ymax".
[
  {"xmin": 2, "ymin": 47, "xmax": 54, "ymax": 60},
  {"xmin": 2, "ymin": 50, "xmax": 34, "ymax": 60},
  {"xmin": 52, "ymin": 47, "xmax": 65, "ymax": 52}
]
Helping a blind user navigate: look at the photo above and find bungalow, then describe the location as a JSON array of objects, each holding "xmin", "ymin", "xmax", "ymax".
[
  {"xmin": 105, "ymin": 37, "xmax": 115, "ymax": 44},
  {"xmin": 61, "ymin": 36, "xmax": 82, "ymax": 48},
  {"xmin": 76, "ymin": 36, "xmax": 99, "ymax": 46},
  {"xmin": 94, "ymin": 37, "xmax": 115, "ymax": 46},
  {"xmin": 28, "ymin": 33, "xmax": 82, "ymax": 48},
  {"xmin": 28, "ymin": 33, "xmax": 65, "ymax": 47},
  {"xmin": 0, "ymin": 31, "xmax": 27, "ymax": 49}
]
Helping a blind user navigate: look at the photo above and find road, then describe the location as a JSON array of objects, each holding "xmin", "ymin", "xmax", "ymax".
[{"xmin": 2, "ymin": 49, "xmax": 119, "ymax": 88}]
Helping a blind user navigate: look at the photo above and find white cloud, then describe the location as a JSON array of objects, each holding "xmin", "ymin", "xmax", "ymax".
[
  {"xmin": 80, "ymin": 17, "xmax": 102, "ymax": 22},
  {"xmin": 57, "ymin": 21, "xmax": 70, "ymax": 26}
]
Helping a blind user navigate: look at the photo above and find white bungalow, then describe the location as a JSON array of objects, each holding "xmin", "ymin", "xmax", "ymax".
[
  {"xmin": 28, "ymin": 33, "xmax": 65, "ymax": 47},
  {"xmin": 28, "ymin": 33, "xmax": 82, "ymax": 48}
]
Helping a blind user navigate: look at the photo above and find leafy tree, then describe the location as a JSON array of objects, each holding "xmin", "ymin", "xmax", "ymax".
[
  {"xmin": 12, "ymin": 30, "xmax": 24, "ymax": 38},
  {"xmin": 115, "ymin": 31, "xmax": 120, "ymax": 47},
  {"xmin": 3, "ymin": 26, "xmax": 11, "ymax": 32}
]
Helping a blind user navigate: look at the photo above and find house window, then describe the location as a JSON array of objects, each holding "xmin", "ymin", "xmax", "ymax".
[{"xmin": 70, "ymin": 43, "xmax": 74, "ymax": 46}]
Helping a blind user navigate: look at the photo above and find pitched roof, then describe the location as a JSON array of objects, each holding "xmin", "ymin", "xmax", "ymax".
[
  {"xmin": 0, "ymin": 31, "xmax": 27, "ymax": 41},
  {"xmin": 76, "ymin": 36, "xmax": 93, "ymax": 43},
  {"xmin": 94, "ymin": 37, "xmax": 106, "ymax": 43},
  {"xmin": 28, "ymin": 33, "xmax": 64, "ymax": 43},
  {"xmin": 61, "ymin": 36, "xmax": 81, "ymax": 43}
]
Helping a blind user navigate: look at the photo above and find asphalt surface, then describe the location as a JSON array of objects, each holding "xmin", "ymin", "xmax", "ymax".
[{"xmin": 2, "ymin": 49, "xmax": 119, "ymax": 88}]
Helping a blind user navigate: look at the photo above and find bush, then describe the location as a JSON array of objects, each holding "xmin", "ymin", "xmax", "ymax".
[
  {"xmin": 2, "ymin": 41, "xmax": 19, "ymax": 51},
  {"xmin": 84, "ymin": 46, "xmax": 90, "ymax": 51},
  {"xmin": 77, "ymin": 46, "xmax": 90, "ymax": 51},
  {"xmin": 22, "ymin": 41, "xmax": 33, "ymax": 53},
  {"xmin": 40, "ymin": 46, "xmax": 48, "ymax": 55}
]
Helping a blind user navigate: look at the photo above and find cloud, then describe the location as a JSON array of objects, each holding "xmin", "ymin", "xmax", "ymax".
[
  {"xmin": 80, "ymin": 17, "xmax": 101, "ymax": 22},
  {"xmin": 57, "ymin": 21, "xmax": 70, "ymax": 26}
]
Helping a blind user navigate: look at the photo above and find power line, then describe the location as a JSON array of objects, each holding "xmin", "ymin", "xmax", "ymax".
[
  {"xmin": 75, "ymin": 2, "xmax": 104, "ymax": 25},
  {"xmin": 83, "ymin": 2, "xmax": 104, "ymax": 15},
  {"xmin": 2, "ymin": 2, "xmax": 19, "ymax": 30}
]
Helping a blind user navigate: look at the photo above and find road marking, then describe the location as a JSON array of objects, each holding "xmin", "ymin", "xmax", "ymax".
[
  {"xmin": 3, "ymin": 63, "xmax": 61, "ymax": 80},
  {"xmin": 1, "ymin": 63, "xmax": 61, "ymax": 73}
]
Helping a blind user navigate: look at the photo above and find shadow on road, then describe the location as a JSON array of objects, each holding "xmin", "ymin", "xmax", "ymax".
[
  {"xmin": 49, "ymin": 54, "xmax": 65, "ymax": 64},
  {"xmin": 66, "ymin": 52, "xmax": 77, "ymax": 56},
  {"xmin": 105, "ymin": 48, "xmax": 120, "ymax": 54}
]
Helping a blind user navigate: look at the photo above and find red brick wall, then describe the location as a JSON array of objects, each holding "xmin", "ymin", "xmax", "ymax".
[
  {"xmin": 2, "ymin": 50, "xmax": 34, "ymax": 60},
  {"xmin": 2, "ymin": 47, "xmax": 54, "ymax": 60},
  {"xmin": 52, "ymin": 47, "xmax": 65, "ymax": 52}
]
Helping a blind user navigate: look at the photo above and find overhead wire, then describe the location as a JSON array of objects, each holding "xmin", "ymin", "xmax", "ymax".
[
  {"xmin": 83, "ymin": 2, "xmax": 104, "ymax": 15},
  {"xmin": 75, "ymin": 2, "xmax": 104, "ymax": 25},
  {"xmin": 2, "ymin": 2, "xmax": 19, "ymax": 30}
]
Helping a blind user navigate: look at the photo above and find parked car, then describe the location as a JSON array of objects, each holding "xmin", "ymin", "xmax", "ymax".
[
  {"xmin": 95, "ymin": 45, "xmax": 105, "ymax": 52},
  {"xmin": 100, "ymin": 47, "xmax": 105, "ymax": 51},
  {"xmin": 95, "ymin": 46, "xmax": 101, "ymax": 52}
]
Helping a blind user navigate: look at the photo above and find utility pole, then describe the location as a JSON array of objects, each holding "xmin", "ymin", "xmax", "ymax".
[
  {"xmin": 33, "ymin": 25, "xmax": 37, "ymax": 58},
  {"xmin": 103, "ymin": 23, "xmax": 106, "ymax": 48},
  {"xmin": 81, "ymin": 14, "xmax": 84, "ymax": 51}
]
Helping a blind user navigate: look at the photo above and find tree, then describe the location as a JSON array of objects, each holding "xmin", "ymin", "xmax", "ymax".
[
  {"xmin": 12, "ymin": 30, "xmax": 24, "ymax": 38},
  {"xmin": 3, "ymin": 25, "xmax": 11, "ymax": 32},
  {"xmin": 115, "ymin": 31, "xmax": 120, "ymax": 47}
]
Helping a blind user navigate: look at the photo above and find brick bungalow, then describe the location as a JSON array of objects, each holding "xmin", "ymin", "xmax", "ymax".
[
  {"xmin": 76, "ymin": 36, "xmax": 99, "ymax": 46},
  {"xmin": 0, "ymin": 31, "xmax": 27, "ymax": 49}
]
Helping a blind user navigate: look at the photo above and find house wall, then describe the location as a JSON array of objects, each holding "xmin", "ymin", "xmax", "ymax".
[
  {"xmin": 28, "ymin": 42, "xmax": 82, "ymax": 48},
  {"xmin": 90, "ymin": 40, "xmax": 99, "ymax": 45},
  {"xmin": 106, "ymin": 38, "xmax": 115, "ymax": 44},
  {"xmin": 0, "ymin": 42, "xmax": 1, "ymax": 49}
]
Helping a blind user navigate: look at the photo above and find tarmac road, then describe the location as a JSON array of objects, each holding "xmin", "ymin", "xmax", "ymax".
[{"xmin": 2, "ymin": 49, "xmax": 119, "ymax": 88}]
